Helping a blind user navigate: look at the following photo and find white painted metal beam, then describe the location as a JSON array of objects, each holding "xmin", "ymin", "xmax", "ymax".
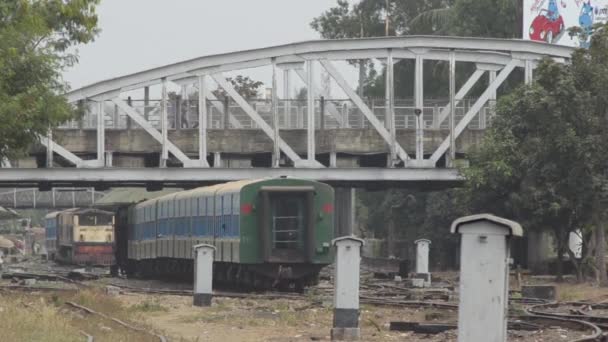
[
  {"xmin": 294, "ymin": 69, "xmax": 347, "ymax": 127},
  {"xmin": 111, "ymin": 98, "xmax": 196, "ymax": 167},
  {"xmin": 97, "ymin": 101, "xmax": 106, "ymax": 165},
  {"xmin": 415, "ymin": 54, "xmax": 424, "ymax": 161},
  {"xmin": 198, "ymin": 76, "xmax": 210, "ymax": 167},
  {"xmin": 0, "ymin": 167, "xmax": 463, "ymax": 185},
  {"xmin": 306, "ymin": 60, "xmax": 316, "ymax": 162},
  {"xmin": 436, "ymin": 69, "xmax": 485, "ymax": 126},
  {"xmin": 272, "ymin": 59, "xmax": 281, "ymax": 167},
  {"xmin": 38, "ymin": 134, "xmax": 82, "ymax": 167},
  {"xmin": 320, "ymin": 59, "xmax": 410, "ymax": 162},
  {"xmin": 210, "ymin": 73, "xmax": 318, "ymax": 167},
  {"xmin": 66, "ymin": 36, "xmax": 573, "ymax": 103},
  {"xmin": 430, "ymin": 59, "xmax": 518, "ymax": 164},
  {"xmin": 386, "ymin": 49, "xmax": 397, "ymax": 166},
  {"xmin": 161, "ymin": 78, "xmax": 169, "ymax": 167}
]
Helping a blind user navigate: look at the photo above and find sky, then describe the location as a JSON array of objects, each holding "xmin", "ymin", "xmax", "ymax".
[{"xmin": 63, "ymin": 0, "xmax": 350, "ymax": 93}]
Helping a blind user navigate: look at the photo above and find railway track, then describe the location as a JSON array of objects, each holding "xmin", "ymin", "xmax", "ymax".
[
  {"xmin": 65, "ymin": 301, "xmax": 168, "ymax": 342},
  {"xmin": 525, "ymin": 302, "xmax": 608, "ymax": 341},
  {"xmin": 4, "ymin": 266, "xmax": 607, "ymax": 341}
]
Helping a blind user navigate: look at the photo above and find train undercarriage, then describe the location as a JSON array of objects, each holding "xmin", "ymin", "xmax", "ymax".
[{"xmin": 124, "ymin": 258, "xmax": 324, "ymax": 291}]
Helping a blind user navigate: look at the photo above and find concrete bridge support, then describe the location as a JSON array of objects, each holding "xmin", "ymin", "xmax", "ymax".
[{"xmin": 335, "ymin": 188, "xmax": 357, "ymax": 238}]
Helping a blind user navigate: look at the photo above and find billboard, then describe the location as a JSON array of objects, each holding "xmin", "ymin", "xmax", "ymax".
[{"xmin": 523, "ymin": 0, "xmax": 608, "ymax": 47}]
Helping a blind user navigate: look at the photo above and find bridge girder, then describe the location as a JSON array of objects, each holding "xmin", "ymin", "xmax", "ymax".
[{"xmin": 1, "ymin": 36, "xmax": 574, "ymax": 188}]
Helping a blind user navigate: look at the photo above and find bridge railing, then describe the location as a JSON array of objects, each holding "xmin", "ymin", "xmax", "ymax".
[{"xmin": 61, "ymin": 98, "xmax": 495, "ymax": 131}]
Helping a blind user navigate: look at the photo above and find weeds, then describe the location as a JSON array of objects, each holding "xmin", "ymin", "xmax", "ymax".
[{"xmin": 130, "ymin": 300, "xmax": 169, "ymax": 313}]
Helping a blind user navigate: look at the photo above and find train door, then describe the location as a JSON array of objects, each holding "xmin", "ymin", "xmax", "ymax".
[{"xmin": 260, "ymin": 188, "xmax": 315, "ymax": 262}]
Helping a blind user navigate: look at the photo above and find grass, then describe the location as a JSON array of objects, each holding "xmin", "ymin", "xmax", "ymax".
[
  {"xmin": 0, "ymin": 293, "xmax": 81, "ymax": 342},
  {"xmin": 129, "ymin": 299, "xmax": 169, "ymax": 313},
  {"xmin": 0, "ymin": 288, "xmax": 169, "ymax": 342}
]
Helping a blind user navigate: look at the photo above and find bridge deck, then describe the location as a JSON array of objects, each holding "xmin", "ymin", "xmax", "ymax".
[{"xmin": 0, "ymin": 168, "xmax": 462, "ymax": 189}]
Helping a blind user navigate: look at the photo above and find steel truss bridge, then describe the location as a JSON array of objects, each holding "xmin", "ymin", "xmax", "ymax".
[
  {"xmin": 0, "ymin": 188, "xmax": 104, "ymax": 209},
  {"xmin": 0, "ymin": 36, "xmax": 573, "ymax": 199}
]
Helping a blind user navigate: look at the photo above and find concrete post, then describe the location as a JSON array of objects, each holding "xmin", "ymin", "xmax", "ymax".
[
  {"xmin": 213, "ymin": 152, "xmax": 222, "ymax": 168},
  {"xmin": 193, "ymin": 244, "xmax": 215, "ymax": 307},
  {"xmin": 413, "ymin": 239, "xmax": 431, "ymax": 287},
  {"xmin": 451, "ymin": 214, "xmax": 523, "ymax": 342},
  {"xmin": 331, "ymin": 236, "xmax": 364, "ymax": 341}
]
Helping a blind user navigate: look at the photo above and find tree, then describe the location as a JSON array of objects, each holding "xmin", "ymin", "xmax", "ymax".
[
  {"xmin": 0, "ymin": 0, "xmax": 100, "ymax": 160},
  {"xmin": 463, "ymin": 24, "xmax": 608, "ymax": 283},
  {"xmin": 212, "ymin": 75, "xmax": 264, "ymax": 101}
]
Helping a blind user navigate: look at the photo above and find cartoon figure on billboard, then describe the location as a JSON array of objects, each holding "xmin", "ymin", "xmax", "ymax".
[
  {"xmin": 578, "ymin": 1, "xmax": 595, "ymax": 47},
  {"xmin": 529, "ymin": 0, "xmax": 566, "ymax": 43}
]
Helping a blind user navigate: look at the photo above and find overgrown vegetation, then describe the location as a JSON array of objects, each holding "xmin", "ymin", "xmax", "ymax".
[
  {"xmin": 0, "ymin": 293, "xmax": 80, "ymax": 342},
  {"xmin": 313, "ymin": 0, "xmax": 608, "ymax": 284},
  {"xmin": 0, "ymin": 0, "xmax": 100, "ymax": 160}
]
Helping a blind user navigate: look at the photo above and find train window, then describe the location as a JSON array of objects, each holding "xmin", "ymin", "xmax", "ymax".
[
  {"xmin": 233, "ymin": 193, "xmax": 239, "ymax": 215},
  {"xmin": 270, "ymin": 193, "xmax": 306, "ymax": 250}
]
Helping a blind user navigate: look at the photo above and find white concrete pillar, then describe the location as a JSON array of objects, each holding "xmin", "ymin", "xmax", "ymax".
[
  {"xmin": 415, "ymin": 239, "xmax": 431, "ymax": 274},
  {"xmin": 451, "ymin": 214, "xmax": 523, "ymax": 342},
  {"xmin": 193, "ymin": 244, "xmax": 215, "ymax": 307},
  {"xmin": 332, "ymin": 236, "xmax": 364, "ymax": 341}
]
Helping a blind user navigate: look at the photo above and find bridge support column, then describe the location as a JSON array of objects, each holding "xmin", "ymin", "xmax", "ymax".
[
  {"xmin": 335, "ymin": 188, "xmax": 357, "ymax": 237},
  {"xmin": 272, "ymin": 58, "xmax": 281, "ymax": 167},
  {"xmin": 283, "ymin": 69, "xmax": 291, "ymax": 128},
  {"xmin": 105, "ymin": 152, "xmax": 113, "ymax": 167},
  {"xmin": 448, "ymin": 50, "xmax": 456, "ymax": 167},
  {"xmin": 414, "ymin": 54, "xmax": 424, "ymax": 162},
  {"xmin": 160, "ymin": 78, "xmax": 169, "ymax": 167},
  {"xmin": 213, "ymin": 152, "xmax": 222, "ymax": 168},
  {"xmin": 97, "ymin": 101, "xmax": 106, "ymax": 165},
  {"xmin": 385, "ymin": 49, "xmax": 396, "ymax": 167},
  {"xmin": 198, "ymin": 76, "xmax": 209, "ymax": 167},
  {"xmin": 306, "ymin": 60, "xmax": 316, "ymax": 163},
  {"xmin": 525, "ymin": 60, "xmax": 534, "ymax": 84}
]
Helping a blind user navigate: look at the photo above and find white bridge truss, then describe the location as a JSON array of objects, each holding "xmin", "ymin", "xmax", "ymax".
[
  {"xmin": 0, "ymin": 36, "xmax": 573, "ymax": 187},
  {"xmin": 0, "ymin": 188, "xmax": 105, "ymax": 209}
]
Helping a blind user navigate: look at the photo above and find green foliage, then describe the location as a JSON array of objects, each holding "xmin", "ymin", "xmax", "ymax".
[
  {"xmin": 463, "ymin": 24, "xmax": 608, "ymax": 278},
  {"xmin": 449, "ymin": 0, "xmax": 522, "ymax": 38},
  {"xmin": 0, "ymin": 0, "xmax": 99, "ymax": 160},
  {"xmin": 213, "ymin": 75, "xmax": 264, "ymax": 100}
]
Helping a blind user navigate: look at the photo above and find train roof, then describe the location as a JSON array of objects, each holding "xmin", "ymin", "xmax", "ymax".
[
  {"xmin": 44, "ymin": 211, "xmax": 61, "ymax": 219},
  {"xmin": 95, "ymin": 187, "xmax": 180, "ymax": 207},
  {"xmin": 57, "ymin": 208, "xmax": 114, "ymax": 216},
  {"xmin": 134, "ymin": 177, "xmax": 330, "ymax": 210}
]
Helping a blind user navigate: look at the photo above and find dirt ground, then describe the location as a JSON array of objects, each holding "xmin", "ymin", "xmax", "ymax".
[
  {"xmin": 114, "ymin": 291, "xmax": 596, "ymax": 342},
  {"xmin": 3, "ymin": 259, "xmax": 608, "ymax": 341},
  {"xmin": 117, "ymin": 292, "xmax": 458, "ymax": 342}
]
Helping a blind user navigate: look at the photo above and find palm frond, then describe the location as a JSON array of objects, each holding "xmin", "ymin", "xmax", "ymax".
[{"xmin": 409, "ymin": 8, "xmax": 452, "ymax": 33}]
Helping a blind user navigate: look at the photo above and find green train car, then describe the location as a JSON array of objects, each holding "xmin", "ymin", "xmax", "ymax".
[{"xmin": 124, "ymin": 177, "xmax": 334, "ymax": 289}]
